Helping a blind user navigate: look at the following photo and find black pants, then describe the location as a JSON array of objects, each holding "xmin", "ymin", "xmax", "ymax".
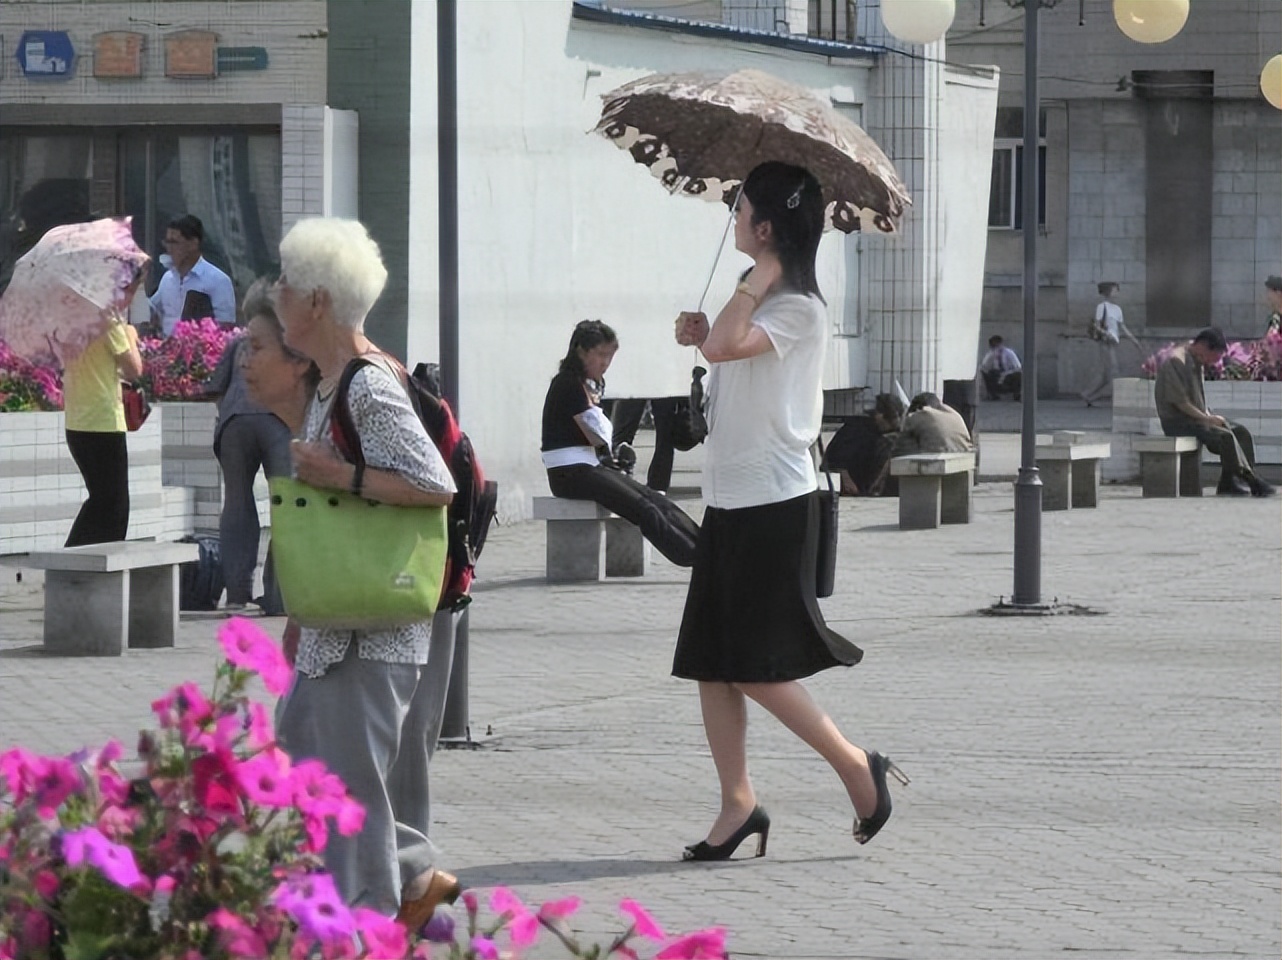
[
  {"xmin": 65, "ymin": 430, "xmax": 130, "ymax": 546},
  {"xmin": 1162, "ymin": 417, "xmax": 1258, "ymax": 482},
  {"xmin": 609, "ymin": 397, "xmax": 680, "ymax": 492},
  {"xmin": 982, "ymin": 370, "xmax": 1021, "ymax": 400},
  {"xmin": 547, "ymin": 463, "xmax": 700, "ymax": 566}
]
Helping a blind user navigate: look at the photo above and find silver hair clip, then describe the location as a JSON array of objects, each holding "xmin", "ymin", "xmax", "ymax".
[{"xmin": 786, "ymin": 184, "xmax": 803, "ymax": 209}]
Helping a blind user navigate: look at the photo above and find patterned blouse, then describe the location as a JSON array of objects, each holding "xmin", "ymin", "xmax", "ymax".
[{"xmin": 293, "ymin": 359, "xmax": 456, "ymax": 679}]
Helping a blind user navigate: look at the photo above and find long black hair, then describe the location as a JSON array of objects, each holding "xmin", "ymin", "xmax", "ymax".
[
  {"xmin": 741, "ymin": 161, "xmax": 825, "ymax": 301},
  {"xmin": 557, "ymin": 319, "xmax": 618, "ymax": 382}
]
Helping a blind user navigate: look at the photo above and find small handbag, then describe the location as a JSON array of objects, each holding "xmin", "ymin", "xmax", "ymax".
[
  {"xmin": 814, "ymin": 438, "xmax": 839, "ymax": 598},
  {"xmin": 671, "ymin": 365, "xmax": 709, "ymax": 452},
  {"xmin": 269, "ymin": 476, "xmax": 448, "ymax": 630},
  {"xmin": 121, "ymin": 382, "xmax": 151, "ymax": 432}
]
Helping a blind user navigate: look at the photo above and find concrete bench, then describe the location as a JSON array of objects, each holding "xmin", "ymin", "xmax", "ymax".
[
  {"xmin": 890, "ymin": 452, "xmax": 975, "ymax": 530},
  {"xmin": 1133, "ymin": 436, "xmax": 1203, "ymax": 498},
  {"xmin": 531, "ymin": 497, "xmax": 649, "ymax": 582},
  {"xmin": 1035, "ymin": 432, "xmax": 1111, "ymax": 510},
  {"xmin": 22, "ymin": 541, "xmax": 200, "ymax": 656}
]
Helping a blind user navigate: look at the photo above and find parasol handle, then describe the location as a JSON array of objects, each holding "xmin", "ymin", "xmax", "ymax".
[{"xmin": 695, "ymin": 182, "xmax": 744, "ymax": 315}]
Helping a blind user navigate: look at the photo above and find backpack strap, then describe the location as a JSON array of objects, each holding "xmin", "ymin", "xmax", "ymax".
[{"xmin": 330, "ymin": 351, "xmax": 418, "ymax": 466}]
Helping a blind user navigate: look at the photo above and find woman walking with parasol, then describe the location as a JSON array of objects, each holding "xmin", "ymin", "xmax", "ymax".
[{"xmin": 671, "ymin": 162, "xmax": 906, "ymax": 859}]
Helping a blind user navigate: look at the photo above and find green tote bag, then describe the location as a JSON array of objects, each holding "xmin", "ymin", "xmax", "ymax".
[{"xmin": 269, "ymin": 476, "xmax": 449, "ymax": 630}]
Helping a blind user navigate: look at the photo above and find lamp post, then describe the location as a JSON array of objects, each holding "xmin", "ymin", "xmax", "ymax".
[{"xmin": 880, "ymin": 0, "xmax": 1191, "ymax": 609}]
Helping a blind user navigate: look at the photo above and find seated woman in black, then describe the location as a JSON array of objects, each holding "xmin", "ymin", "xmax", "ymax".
[{"xmin": 541, "ymin": 320, "xmax": 700, "ymax": 567}]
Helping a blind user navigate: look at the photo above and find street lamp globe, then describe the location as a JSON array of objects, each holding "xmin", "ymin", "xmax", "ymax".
[
  {"xmin": 1113, "ymin": 0, "xmax": 1189, "ymax": 44},
  {"xmin": 1262, "ymin": 55, "xmax": 1282, "ymax": 110},
  {"xmin": 881, "ymin": 0, "xmax": 955, "ymax": 45}
]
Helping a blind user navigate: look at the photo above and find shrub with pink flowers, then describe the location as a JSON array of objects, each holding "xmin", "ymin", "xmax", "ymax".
[
  {"xmin": 0, "ymin": 340, "xmax": 62, "ymax": 412},
  {"xmin": 1142, "ymin": 330, "xmax": 1282, "ymax": 381},
  {"xmin": 0, "ymin": 619, "xmax": 730, "ymax": 960},
  {"xmin": 139, "ymin": 319, "xmax": 240, "ymax": 401}
]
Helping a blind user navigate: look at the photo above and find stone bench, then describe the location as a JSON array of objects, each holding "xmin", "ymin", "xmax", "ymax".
[
  {"xmin": 22, "ymin": 541, "xmax": 200, "ymax": 656},
  {"xmin": 1035, "ymin": 432, "xmax": 1111, "ymax": 511},
  {"xmin": 1133, "ymin": 436, "xmax": 1203, "ymax": 498},
  {"xmin": 890, "ymin": 452, "xmax": 976, "ymax": 530},
  {"xmin": 531, "ymin": 497, "xmax": 649, "ymax": 582}
]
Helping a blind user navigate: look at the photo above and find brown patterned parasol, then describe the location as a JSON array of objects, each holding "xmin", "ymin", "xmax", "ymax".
[{"xmin": 593, "ymin": 68, "xmax": 912, "ymax": 234}]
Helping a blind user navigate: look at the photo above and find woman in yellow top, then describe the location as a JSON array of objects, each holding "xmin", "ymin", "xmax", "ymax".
[{"xmin": 62, "ymin": 278, "xmax": 145, "ymax": 546}]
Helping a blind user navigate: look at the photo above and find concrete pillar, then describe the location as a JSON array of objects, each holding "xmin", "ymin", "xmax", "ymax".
[
  {"xmin": 545, "ymin": 520, "xmax": 604, "ymax": 582},
  {"xmin": 1071, "ymin": 459, "xmax": 1101, "ymax": 508},
  {"xmin": 898, "ymin": 476, "xmax": 942, "ymax": 530},
  {"xmin": 128, "ymin": 565, "xmax": 179, "ymax": 649},
  {"xmin": 604, "ymin": 518, "xmax": 649, "ymax": 577},
  {"xmin": 1040, "ymin": 459, "xmax": 1073, "ymax": 511},
  {"xmin": 44, "ymin": 570, "xmax": 127, "ymax": 656},
  {"xmin": 940, "ymin": 472, "xmax": 973, "ymax": 524}
]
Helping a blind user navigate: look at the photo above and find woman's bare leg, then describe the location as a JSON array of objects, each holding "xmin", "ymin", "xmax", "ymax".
[
  {"xmin": 738, "ymin": 680, "xmax": 877, "ymax": 818},
  {"xmin": 696, "ymin": 680, "xmax": 758, "ymax": 844}
]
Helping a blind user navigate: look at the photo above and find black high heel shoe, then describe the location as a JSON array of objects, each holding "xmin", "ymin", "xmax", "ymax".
[
  {"xmin": 683, "ymin": 806, "xmax": 770, "ymax": 861},
  {"xmin": 853, "ymin": 751, "xmax": 909, "ymax": 846}
]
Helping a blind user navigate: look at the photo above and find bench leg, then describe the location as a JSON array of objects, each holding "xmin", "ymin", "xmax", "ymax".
[
  {"xmin": 44, "ymin": 570, "xmax": 127, "ymax": 657},
  {"xmin": 1070, "ymin": 460, "xmax": 1101, "ymax": 509},
  {"xmin": 940, "ymin": 472, "xmax": 973, "ymax": 524},
  {"xmin": 605, "ymin": 519, "xmax": 650, "ymax": 577},
  {"xmin": 129, "ymin": 565, "xmax": 179, "ymax": 649},
  {"xmin": 1140, "ymin": 453, "xmax": 1179, "ymax": 498},
  {"xmin": 1039, "ymin": 460, "xmax": 1072, "ymax": 511},
  {"xmin": 545, "ymin": 519, "xmax": 604, "ymax": 582},
  {"xmin": 1179, "ymin": 450, "xmax": 1203, "ymax": 497},
  {"xmin": 899, "ymin": 476, "xmax": 942, "ymax": 530}
]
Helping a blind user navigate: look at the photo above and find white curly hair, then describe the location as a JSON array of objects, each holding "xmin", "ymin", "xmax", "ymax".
[{"xmin": 278, "ymin": 218, "xmax": 388, "ymax": 330}]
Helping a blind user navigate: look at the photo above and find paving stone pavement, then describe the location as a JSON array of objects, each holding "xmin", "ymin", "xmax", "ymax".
[{"xmin": 1, "ymin": 483, "xmax": 1279, "ymax": 960}]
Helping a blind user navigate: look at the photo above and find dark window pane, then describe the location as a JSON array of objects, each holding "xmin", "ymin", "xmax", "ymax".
[
  {"xmin": 0, "ymin": 133, "xmax": 94, "ymax": 290},
  {"xmin": 989, "ymin": 149, "xmax": 1013, "ymax": 227}
]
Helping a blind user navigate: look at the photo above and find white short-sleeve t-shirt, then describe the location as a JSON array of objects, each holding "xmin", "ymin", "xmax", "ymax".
[{"xmin": 702, "ymin": 291, "xmax": 825, "ymax": 510}]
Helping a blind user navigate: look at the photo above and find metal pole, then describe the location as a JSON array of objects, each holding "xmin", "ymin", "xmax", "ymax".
[
  {"xmin": 1012, "ymin": 0, "xmax": 1043, "ymax": 605},
  {"xmin": 438, "ymin": 0, "xmax": 460, "ymax": 416},
  {"xmin": 439, "ymin": 606, "xmax": 470, "ymax": 743}
]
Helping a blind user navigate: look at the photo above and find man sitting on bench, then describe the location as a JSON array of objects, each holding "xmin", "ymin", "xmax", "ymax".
[{"xmin": 1155, "ymin": 327, "xmax": 1274, "ymax": 498}]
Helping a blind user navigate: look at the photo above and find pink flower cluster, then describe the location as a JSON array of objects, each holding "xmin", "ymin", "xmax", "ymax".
[
  {"xmin": 1143, "ymin": 330, "xmax": 1282, "ymax": 381},
  {"xmin": 411, "ymin": 887, "xmax": 728, "ymax": 960},
  {"xmin": 0, "ymin": 339, "xmax": 63, "ymax": 412},
  {"xmin": 140, "ymin": 318, "xmax": 240, "ymax": 401}
]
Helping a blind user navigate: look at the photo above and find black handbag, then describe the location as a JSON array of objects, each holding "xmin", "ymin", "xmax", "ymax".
[
  {"xmin": 815, "ymin": 439, "xmax": 838, "ymax": 598},
  {"xmin": 671, "ymin": 365, "xmax": 708, "ymax": 452}
]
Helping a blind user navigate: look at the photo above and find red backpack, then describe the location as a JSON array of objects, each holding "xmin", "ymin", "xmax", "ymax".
[{"xmin": 332, "ymin": 355, "xmax": 498, "ymax": 611}]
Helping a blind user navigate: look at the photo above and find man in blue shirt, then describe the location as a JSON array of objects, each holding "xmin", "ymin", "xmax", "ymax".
[{"xmin": 149, "ymin": 215, "xmax": 235, "ymax": 335}]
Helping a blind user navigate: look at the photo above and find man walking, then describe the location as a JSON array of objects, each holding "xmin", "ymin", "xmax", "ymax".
[
  {"xmin": 1264, "ymin": 276, "xmax": 1281, "ymax": 336},
  {"xmin": 149, "ymin": 215, "xmax": 235, "ymax": 335},
  {"xmin": 978, "ymin": 335, "xmax": 1022, "ymax": 401},
  {"xmin": 1156, "ymin": 327, "xmax": 1274, "ymax": 497}
]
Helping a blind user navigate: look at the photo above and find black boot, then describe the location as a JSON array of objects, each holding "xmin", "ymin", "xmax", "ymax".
[
  {"xmin": 1216, "ymin": 476, "xmax": 1252, "ymax": 496},
  {"xmin": 1248, "ymin": 475, "xmax": 1276, "ymax": 497}
]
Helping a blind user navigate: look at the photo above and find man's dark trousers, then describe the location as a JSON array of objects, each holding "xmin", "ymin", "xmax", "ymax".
[{"xmin": 1161, "ymin": 416, "xmax": 1258, "ymax": 483}]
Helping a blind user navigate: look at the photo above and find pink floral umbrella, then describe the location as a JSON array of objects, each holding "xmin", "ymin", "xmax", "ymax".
[{"xmin": 0, "ymin": 217, "xmax": 150, "ymax": 368}]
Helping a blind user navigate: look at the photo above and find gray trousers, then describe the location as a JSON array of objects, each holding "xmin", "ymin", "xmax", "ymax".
[
  {"xmin": 275, "ymin": 609, "xmax": 459, "ymax": 915},
  {"xmin": 216, "ymin": 413, "xmax": 292, "ymax": 606},
  {"xmin": 1081, "ymin": 341, "xmax": 1119, "ymax": 404}
]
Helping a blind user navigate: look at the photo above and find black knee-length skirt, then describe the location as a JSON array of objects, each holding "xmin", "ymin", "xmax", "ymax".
[{"xmin": 672, "ymin": 491, "xmax": 862, "ymax": 682}]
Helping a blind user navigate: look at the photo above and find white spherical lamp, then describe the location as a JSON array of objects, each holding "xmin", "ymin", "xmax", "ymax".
[
  {"xmin": 1262, "ymin": 55, "xmax": 1282, "ymax": 110},
  {"xmin": 881, "ymin": 0, "xmax": 956, "ymax": 46},
  {"xmin": 1113, "ymin": 0, "xmax": 1189, "ymax": 44}
]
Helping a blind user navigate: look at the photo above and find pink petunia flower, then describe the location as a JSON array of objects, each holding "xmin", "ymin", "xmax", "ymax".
[
  {"xmin": 470, "ymin": 936, "xmax": 499, "ymax": 960},
  {"xmin": 272, "ymin": 872, "xmax": 355, "ymax": 944},
  {"xmin": 509, "ymin": 910, "xmax": 541, "ymax": 949},
  {"xmin": 151, "ymin": 681, "xmax": 215, "ymax": 742},
  {"xmin": 235, "ymin": 747, "xmax": 295, "ymax": 808},
  {"xmin": 33, "ymin": 870, "xmax": 59, "ymax": 901},
  {"xmin": 208, "ymin": 907, "xmax": 269, "ymax": 959},
  {"xmin": 490, "ymin": 886, "xmax": 526, "ymax": 917},
  {"xmin": 191, "ymin": 750, "xmax": 244, "ymax": 822},
  {"xmin": 353, "ymin": 907, "xmax": 409, "ymax": 959},
  {"xmin": 655, "ymin": 928, "xmax": 728, "ymax": 960},
  {"xmin": 244, "ymin": 701, "xmax": 275, "ymax": 749},
  {"xmin": 60, "ymin": 826, "xmax": 145, "ymax": 890},
  {"xmin": 620, "ymin": 899, "xmax": 666, "ymax": 941},
  {"xmin": 219, "ymin": 618, "xmax": 294, "ymax": 696},
  {"xmin": 538, "ymin": 896, "xmax": 582, "ymax": 921}
]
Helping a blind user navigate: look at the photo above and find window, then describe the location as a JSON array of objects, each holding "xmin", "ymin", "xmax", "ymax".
[
  {"xmin": 988, "ymin": 142, "xmax": 1046, "ymax": 230},
  {"xmin": 988, "ymin": 107, "xmax": 1047, "ymax": 231},
  {"xmin": 0, "ymin": 134, "xmax": 94, "ymax": 287}
]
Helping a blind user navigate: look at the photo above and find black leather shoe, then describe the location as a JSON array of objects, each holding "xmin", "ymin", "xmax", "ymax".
[
  {"xmin": 1216, "ymin": 477, "xmax": 1252, "ymax": 496},
  {"xmin": 1249, "ymin": 476, "xmax": 1276, "ymax": 497},
  {"xmin": 683, "ymin": 806, "xmax": 770, "ymax": 861}
]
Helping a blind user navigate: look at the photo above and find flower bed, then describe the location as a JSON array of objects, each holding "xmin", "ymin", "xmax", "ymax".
[
  {"xmin": 0, "ymin": 620, "xmax": 729, "ymax": 960},
  {"xmin": 1141, "ymin": 330, "xmax": 1282, "ymax": 382}
]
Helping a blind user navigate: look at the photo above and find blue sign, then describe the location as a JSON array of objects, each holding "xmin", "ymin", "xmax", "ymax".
[{"xmin": 16, "ymin": 31, "xmax": 76, "ymax": 79}]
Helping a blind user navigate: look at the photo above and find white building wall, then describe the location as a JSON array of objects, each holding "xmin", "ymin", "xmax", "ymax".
[{"xmin": 408, "ymin": 0, "xmax": 884, "ymax": 521}]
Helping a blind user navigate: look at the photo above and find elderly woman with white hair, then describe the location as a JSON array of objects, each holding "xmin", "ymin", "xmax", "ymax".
[{"xmin": 271, "ymin": 217, "xmax": 460, "ymax": 929}]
